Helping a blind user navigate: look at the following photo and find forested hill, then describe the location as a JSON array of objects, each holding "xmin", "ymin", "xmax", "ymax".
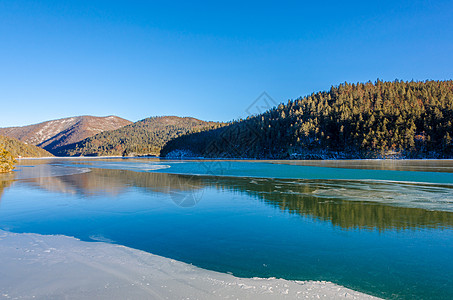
[
  {"xmin": 0, "ymin": 135, "xmax": 53, "ymax": 158},
  {"xmin": 161, "ymin": 80, "xmax": 453, "ymax": 159},
  {"xmin": 56, "ymin": 116, "xmax": 224, "ymax": 157}
]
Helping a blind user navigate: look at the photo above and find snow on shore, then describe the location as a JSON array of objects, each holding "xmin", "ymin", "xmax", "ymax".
[{"xmin": 0, "ymin": 230, "xmax": 381, "ymax": 299}]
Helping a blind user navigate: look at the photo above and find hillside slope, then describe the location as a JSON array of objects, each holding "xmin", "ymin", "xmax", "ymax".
[
  {"xmin": 56, "ymin": 116, "xmax": 224, "ymax": 157},
  {"xmin": 161, "ymin": 80, "xmax": 453, "ymax": 159},
  {"xmin": 0, "ymin": 116, "xmax": 132, "ymax": 153},
  {"xmin": 0, "ymin": 147, "xmax": 16, "ymax": 173},
  {"xmin": 0, "ymin": 135, "xmax": 53, "ymax": 158}
]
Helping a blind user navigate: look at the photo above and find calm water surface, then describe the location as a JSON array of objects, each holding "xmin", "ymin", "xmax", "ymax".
[{"xmin": 0, "ymin": 158, "xmax": 452, "ymax": 300}]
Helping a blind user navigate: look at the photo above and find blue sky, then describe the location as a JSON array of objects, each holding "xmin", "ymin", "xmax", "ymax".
[{"xmin": 1, "ymin": 0, "xmax": 452, "ymax": 127}]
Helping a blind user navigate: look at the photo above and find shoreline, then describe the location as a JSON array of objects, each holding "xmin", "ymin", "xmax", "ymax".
[
  {"xmin": 15, "ymin": 155, "xmax": 453, "ymax": 161},
  {"xmin": 0, "ymin": 230, "xmax": 382, "ymax": 299}
]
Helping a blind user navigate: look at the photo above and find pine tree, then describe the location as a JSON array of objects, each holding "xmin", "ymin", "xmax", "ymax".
[{"xmin": 0, "ymin": 147, "xmax": 16, "ymax": 173}]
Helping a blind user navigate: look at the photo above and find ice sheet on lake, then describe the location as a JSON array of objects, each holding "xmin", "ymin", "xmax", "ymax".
[
  {"xmin": 276, "ymin": 179, "xmax": 453, "ymax": 212},
  {"xmin": 13, "ymin": 164, "xmax": 91, "ymax": 179},
  {"xmin": 18, "ymin": 159, "xmax": 452, "ymax": 212},
  {"xmin": 66, "ymin": 161, "xmax": 171, "ymax": 173}
]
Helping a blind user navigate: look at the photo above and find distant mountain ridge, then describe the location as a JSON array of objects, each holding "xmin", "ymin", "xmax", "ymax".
[
  {"xmin": 0, "ymin": 116, "xmax": 132, "ymax": 154},
  {"xmin": 56, "ymin": 116, "xmax": 224, "ymax": 157}
]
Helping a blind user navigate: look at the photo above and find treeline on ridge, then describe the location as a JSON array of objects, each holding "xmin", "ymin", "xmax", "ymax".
[
  {"xmin": 0, "ymin": 147, "xmax": 16, "ymax": 173},
  {"xmin": 161, "ymin": 80, "xmax": 453, "ymax": 159},
  {"xmin": 0, "ymin": 135, "xmax": 53, "ymax": 158},
  {"xmin": 56, "ymin": 116, "xmax": 224, "ymax": 157}
]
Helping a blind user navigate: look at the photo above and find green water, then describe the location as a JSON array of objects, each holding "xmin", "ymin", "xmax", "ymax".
[{"xmin": 0, "ymin": 158, "xmax": 452, "ymax": 299}]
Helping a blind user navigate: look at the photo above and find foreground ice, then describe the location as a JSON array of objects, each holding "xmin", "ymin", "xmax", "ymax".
[{"xmin": 0, "ymin": 230, "xmax": 381, "ymax": 299}]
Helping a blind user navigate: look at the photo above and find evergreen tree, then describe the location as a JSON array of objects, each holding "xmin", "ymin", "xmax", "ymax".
[
  {"xmin": 0, "ymin": 147, "xmax": 16, "ymax": 173},
  {"xmin": 161, "ymin": 80, "xmax": 453, "ymax": 159}
]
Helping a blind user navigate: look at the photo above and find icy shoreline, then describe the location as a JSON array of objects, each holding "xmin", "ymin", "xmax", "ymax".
[{"xmin": 0, "ymin": 230, "xmax": 381, "ymax": 299}]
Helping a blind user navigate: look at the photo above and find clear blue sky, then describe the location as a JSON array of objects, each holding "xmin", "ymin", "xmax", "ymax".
[{"xmin": 1, "ymin": 0, "xmax": 452, "ymax": 127}]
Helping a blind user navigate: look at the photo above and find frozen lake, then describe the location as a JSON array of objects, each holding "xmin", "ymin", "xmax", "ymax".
[{"xmin": 1, "ymin": 158, "xmax": 452, "ymax": 299}]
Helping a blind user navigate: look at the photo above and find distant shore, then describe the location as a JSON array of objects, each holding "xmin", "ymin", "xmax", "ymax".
[
  {"xmin": 0, "ymin": 230, "xmax": 381, "ymax": 299},
  {"xmin": 16, "ymin": 155, "xmax": 453, "ymax": 160}
]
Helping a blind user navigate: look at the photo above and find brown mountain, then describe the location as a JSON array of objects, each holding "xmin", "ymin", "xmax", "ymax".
[
  {"xmin": 56, "ymin": 116, "xmax": 224, "ymax": 157},
  {"xmin": 0, "ymin": 116, "xmax": 132, "ymax": 154}
]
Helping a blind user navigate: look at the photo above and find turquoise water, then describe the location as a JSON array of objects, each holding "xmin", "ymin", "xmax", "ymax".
[{"xmin": 1, "ymin": 159, "xmax": 452, "ymax": 299}]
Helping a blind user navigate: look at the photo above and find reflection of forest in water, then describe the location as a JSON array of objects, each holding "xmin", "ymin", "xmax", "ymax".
[
  {"xmin": 205, "ymin": 177, "xmax": 453, "ymax": 231},
  {"xmin": 17, "ymin": 167, "xmax": 453, "ymax": 231},
  {"xmin": 0, "ymin": 172, "xmax": 15, "ymax": 204}
]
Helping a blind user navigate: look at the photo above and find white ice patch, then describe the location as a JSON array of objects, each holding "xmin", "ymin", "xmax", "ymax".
[
  {"xmin": 88, "ymin": 235, "xmax": 115, "ymax": 243},
  {"xmin": 13, "ymin": 165, "xmax": 91, "ymax": 180},
  {"xmin": 285, "ymin": 180, "xmax": 453, "ymax": 212},
  {"xmin": 86, "ymin": 162, "xmax": 171, "ymax": 173}
]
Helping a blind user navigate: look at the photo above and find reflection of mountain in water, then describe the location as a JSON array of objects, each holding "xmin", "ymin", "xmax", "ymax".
[
  {"xmin": 0, "ymin": 172, "xmax": 15, "ymax": 204},
  {"xmin": 24, "ymin": 167, "xmax": 203, "ymax": 197},
  {"xmin": 23, "ymin": 168, "xmax": 453, "ymax": 231},
  {"xmin": 24, "ymin": 168, "xmax": 127, "ymax": 196}
]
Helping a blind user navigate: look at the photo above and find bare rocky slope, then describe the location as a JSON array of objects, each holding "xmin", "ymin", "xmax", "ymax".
[{"xmin": 0, "ymin": 116, "xmax": 132, "ymax": 154}]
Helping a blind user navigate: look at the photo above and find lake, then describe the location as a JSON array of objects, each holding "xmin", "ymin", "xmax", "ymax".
[{"xmin": 1, "ymin": 158, "xmax": 452, "ymax": 299}]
